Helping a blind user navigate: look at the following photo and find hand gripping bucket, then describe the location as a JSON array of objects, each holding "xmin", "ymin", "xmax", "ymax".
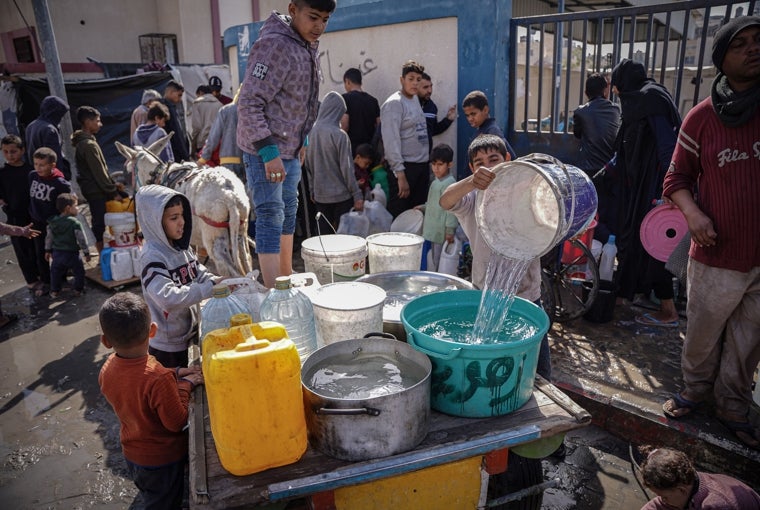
[
  {"xmin": 401, "ymin": 290, "xmax": 550, "ymax": 417},
  {"xmin": 476, "ymin": 154, "xmax": 598, "ymax": 259}
]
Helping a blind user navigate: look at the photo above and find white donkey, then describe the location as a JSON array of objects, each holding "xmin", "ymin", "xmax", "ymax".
[{"xmin": 116, "ymin": 134, "xmax": 252, "ymax": 277}]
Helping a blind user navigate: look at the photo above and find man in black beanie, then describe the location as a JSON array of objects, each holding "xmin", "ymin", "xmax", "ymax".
[{"xmin": 661, "ymin": 16, "xmax": 760, "ymax": 449}]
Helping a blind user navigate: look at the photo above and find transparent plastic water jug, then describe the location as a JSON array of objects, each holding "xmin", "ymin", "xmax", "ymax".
[
  {"xmin": 259, "ymin": 276, "xmax": 319, "ymax": 362},
  {"xmin": 599, "ymin": 235, "xmax": 617, "ymax": 282},
  {"xmin": 201, "ymin": 284, "xmax": 251, "ymax": 342}
]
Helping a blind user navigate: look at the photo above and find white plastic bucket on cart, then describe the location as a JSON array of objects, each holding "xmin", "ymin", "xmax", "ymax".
[
  {"xmin": 301, "ymin": 235, "xmax": 367, "ymax": 284},
  {"xmin": 366, "ymin": 233, "xmax": 424, "ymax": 273}
]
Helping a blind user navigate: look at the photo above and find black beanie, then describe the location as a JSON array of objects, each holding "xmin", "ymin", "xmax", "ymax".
[{"xmin": 712, "ymin": 15, "xmax": 760, "ymax": 72}]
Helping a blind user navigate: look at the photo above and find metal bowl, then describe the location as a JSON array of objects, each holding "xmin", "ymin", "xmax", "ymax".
[{"xmin": 356, "ymin": 271, "xmax": 474, "ymax": 341}]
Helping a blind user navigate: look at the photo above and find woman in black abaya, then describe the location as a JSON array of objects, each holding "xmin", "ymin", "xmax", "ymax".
[{"xmin": 602, "ymin": 59, "xmax": 682, "ymax": 327}]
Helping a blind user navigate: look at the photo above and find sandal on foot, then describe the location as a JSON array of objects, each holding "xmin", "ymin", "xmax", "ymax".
[
  {"xmin": 636, "ymin": 313, "xmax": 679, "ymax": 328},
  {"xmin": 718, "ymin": 418, "xmax": 760, "ymax": 449},
  {"xmin": 662, "ymin": 393, "xmax": 699, "ymax": 419}
]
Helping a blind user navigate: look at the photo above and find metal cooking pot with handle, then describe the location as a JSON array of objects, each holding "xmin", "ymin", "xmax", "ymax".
[{"xmin": 301, "ymin": 333, "xmax": 431, "ymax": 461}]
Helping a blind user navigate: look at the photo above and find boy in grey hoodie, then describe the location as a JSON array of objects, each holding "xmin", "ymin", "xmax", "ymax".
[
  {"xmin": 304, "ymin": 91, "xmax": 364, "ymax": 230},
  {"xmin": 135, "ymin": 185, "xmax": 220, "ymax": 369}
]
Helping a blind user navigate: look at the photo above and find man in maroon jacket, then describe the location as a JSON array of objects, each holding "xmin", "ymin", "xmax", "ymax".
[{"xmin": 661, "ymin": 16, "xmax": 760, "ymax": 449}]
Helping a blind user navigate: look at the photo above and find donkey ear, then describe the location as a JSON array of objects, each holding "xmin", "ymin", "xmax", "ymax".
[
  {"xmin": 115, "ymin": 140, "xmax": 138, "ymax": 161},
  {"xmin": 147, "ymin": 131, "xmax": 174, "ymax": 157}
]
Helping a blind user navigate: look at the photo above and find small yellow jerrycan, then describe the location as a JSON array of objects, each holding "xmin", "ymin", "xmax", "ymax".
[{"xmin": 202, "ymin": 320, "xmax": 307, "ymax": 476}]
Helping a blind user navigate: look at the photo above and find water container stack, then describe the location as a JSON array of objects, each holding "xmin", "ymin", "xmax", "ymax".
[
  {"xmin": 201, "ymin": 284, "xmax": 251, "ymax": 342},
  {"xmin": 259, "ymin": 276, "xmax": 319, "ymax": 362}
]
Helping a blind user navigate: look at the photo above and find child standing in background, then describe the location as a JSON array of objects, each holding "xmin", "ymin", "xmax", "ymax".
[
  {"xmin": 0, "ymin": 135, "xmax": 40, "ymax": 292},
  {"xmin": 133, "ymin": 103, "xmax": 174, "ymax": 163},
  {"xmin": 352, "ymin": 143, "xmax": 375, "ymax": 198},
  {"xmin": 415, "ymin": 144, "xmax": 458, "ymax": 271},
  {"xmin": 72, "ymin": 106, "xmax": 124, "ymax": 254},
  {"xmin": 45, "ymin": 193, "xmax": 91, "ymax": 298},
  {"xmin": 462, "ymin": 90, "xmax": 517, "ymax": 161},
  {"xmin": 0, "ymin": 220, "xmax": 40, "ymax": 328},
  {"xmin": 304, "ymin": 91, "xmax": 364, "ymax": 231},
  {"xmin": 29, "ymin": 147, "xmax": 71, "ymax": 297},
  {"xmin": 135, "ymin": 184, "xmax": 220, "ymax": 369},
  {"xmin": 98, "ymin": 292, "xmax": 203, "ymax": 509}
]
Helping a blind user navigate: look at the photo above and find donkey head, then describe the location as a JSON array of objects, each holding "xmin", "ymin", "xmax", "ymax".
[{"xmin": 115, "ymin": 132, "xmax": 174, "ymax": 188}]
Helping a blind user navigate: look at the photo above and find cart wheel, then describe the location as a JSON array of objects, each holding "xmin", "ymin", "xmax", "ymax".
[{"xmin": 487, "ymin": 451, "xmax": 543, "ymax": 510}]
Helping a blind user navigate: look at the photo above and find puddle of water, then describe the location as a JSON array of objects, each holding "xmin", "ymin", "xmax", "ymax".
[{"xmin": 21, "ymin": 388, "xmax": 52, "ymax": 417}]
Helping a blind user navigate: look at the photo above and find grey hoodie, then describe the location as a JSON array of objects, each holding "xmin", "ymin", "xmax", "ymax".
[
  {"xmin": 304, "ymin": 91, "xmax": 362, "ymax": 204},
  {"xmin": 135, "ymin": 185, "xmax": 216, "ymax": 353}
]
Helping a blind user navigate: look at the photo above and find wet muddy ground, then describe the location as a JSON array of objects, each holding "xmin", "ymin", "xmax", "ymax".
[{"xmin": 0, "ymin": 231, "xmax": 738, "ymax": 509}]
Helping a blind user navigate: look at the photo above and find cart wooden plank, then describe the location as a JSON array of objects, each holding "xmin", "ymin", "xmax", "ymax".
[
  {"xmin": 84, "ymin": 266, "xmax": 140, "ymax": 290},
  {"xmin": 189, "ymin": 376, "xmax": 590, "ymax": 509}
]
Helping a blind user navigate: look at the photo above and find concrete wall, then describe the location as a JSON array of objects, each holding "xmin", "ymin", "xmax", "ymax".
[
  {"xmin": 0, "ymin": 0, "xmax": 242, "ymax": 65},
  {"xmin": 225, "ymin": 0, "xmax": 513, "ymax": 178},
  {"xmin": 1, "ymin": 0, "xmax": 160, "ymax": 63},
  {"xmin": 316, "ymin": 18, "xmax": 458, "ymax": 160}
]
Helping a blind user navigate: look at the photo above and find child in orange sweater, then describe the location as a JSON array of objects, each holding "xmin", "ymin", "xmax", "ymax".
[{"xmin": 98, "ymin": 292, "xmax": 203, "ymax": 509}]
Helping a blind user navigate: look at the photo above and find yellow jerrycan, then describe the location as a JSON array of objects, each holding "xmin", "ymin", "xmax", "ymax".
[{"xmin": 202, "ymin": 321, "xmax": 307, "ymax": 476}]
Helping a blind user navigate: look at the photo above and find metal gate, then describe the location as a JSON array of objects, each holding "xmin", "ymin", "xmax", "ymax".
[{"xmin": 508, "ymin": 0, "xmax": 757, "ymax": 164}]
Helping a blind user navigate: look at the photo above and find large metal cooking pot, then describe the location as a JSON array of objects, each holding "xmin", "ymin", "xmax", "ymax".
[
  {"xmin": 357, "ymin": 271, "xmax": 475, "ymax": 341},
  {"xmin": 301, "ymin": 334, "xmax": 431, "ymax": 461}
]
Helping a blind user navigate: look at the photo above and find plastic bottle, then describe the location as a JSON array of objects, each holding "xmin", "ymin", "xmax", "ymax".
[
  {"xmin": 259, "ymin": 276, "xmax": 319, "ymax": 362},
  {"xmin": 201, "ymin": 284, "xmax": 251, "ymax": 342},
  {"xmin": 599, "ymin": 234, "xmax": 617, "ymax": 282},
  {"xmin": 370, "ymin": 183, "xmax": 387, "ymax": 207}
]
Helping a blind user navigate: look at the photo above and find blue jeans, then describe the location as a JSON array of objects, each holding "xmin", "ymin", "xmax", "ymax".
[{"xmin": 244, "ymin": 152, "xmax": 300, "ymax": 253}]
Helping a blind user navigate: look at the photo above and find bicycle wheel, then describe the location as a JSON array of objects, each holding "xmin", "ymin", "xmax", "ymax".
[
  {"xmin": 545, "ymin": 239, "xmax": 600, "ymax": 323},
  {"xmin": 540, "ymin": 271, "xmax": 555, "ymax": 328}
]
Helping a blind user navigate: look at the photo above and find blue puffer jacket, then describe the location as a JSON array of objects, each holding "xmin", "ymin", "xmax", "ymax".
[{"xmin": 236, "ymin": 11, "xmax": 321, "ymax": 159}]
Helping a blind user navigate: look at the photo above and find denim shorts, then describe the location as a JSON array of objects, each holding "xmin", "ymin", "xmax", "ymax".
[{"xmin": 244, "ymin": 152, "xmax": 301, "ymax": 253}]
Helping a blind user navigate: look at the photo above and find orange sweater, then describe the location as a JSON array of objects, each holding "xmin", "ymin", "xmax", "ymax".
[{"xmin": 99, "ymin": 353, "xmax": 193, "ymax": 466}]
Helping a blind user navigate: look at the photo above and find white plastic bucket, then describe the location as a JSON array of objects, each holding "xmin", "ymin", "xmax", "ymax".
[
  {"xmin": 309, "ymin": 282, "xmax": 386, "ymax": 346},
  {"xmin": 476, "ymin": 154, "xmax": 598, "ymax": 259},
  {"xmin": 105, "ymin": 212, "xmax": 138, "ymax": 247},
  {"xmin": 104, "ymin": 212, "xmax": 134, "ymax": 227},
  {"xmin": 366, "ymin": 233, "xmax": 424, "ymax": 273},
  {"xmin": 110, "ymin": 248, "xmax": 135, "ymax": 281},
  {"xmin": 300, "ymin": 235, "xmax": 367, "ymax": 284},
  {"xmin": 111, "ymin": 223, "xmax": 138, "ymax": 247},
  {"xmin": 391, "ymin": 209, "xmax": 423, "ymax": 235}
]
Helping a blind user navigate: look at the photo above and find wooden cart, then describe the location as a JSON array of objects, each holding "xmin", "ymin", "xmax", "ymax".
[{"xmin": 188, "ymin": 374, "xmax": 590, "ymax": 509}]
